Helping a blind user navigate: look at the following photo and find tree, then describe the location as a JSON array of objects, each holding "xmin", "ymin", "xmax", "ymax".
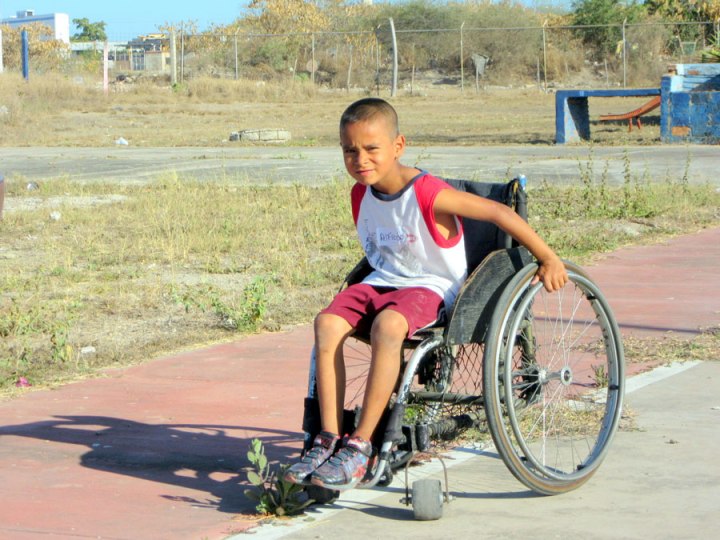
[
  {"xmin": 0, "ymin": 24, "xmax": 69, "ymax": 70},
  {"xmin": 645, "ymin": 0, "xmax": 720, "ymax": 22},
  {"xmin": 72, "ymin": 18, "xmax": 107, "ymax": 42},
  {"xmin": 644, "ymin": 1, "xmax": 719, "ymax": 45},
  {"xmin": 247, "ymin": 0, "xmax": 329, "ymax": 35},
  {"xmin": 572, "ymin": 0, "xmax": 647, "ymax": 59}
]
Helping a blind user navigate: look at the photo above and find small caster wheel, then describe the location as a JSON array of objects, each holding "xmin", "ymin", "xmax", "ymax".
[
  {"xmin": 305, "ymin": 484, "xmax": 339, "ymax": 505},
  {"xmin": 411, "ymin": 479, "xmax": 443, "ymax": 521},
  {"xmin": 377, "ymin": 468, "xmax": 394, "ymax": 487}
]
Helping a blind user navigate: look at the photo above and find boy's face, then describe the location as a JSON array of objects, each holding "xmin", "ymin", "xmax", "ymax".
[{"xmin": 340, "ymin": 116, "xmax": 405, "ymax": 191}]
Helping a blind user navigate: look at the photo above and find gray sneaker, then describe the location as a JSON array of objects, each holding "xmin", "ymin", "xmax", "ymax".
[
  {"xmin": 283, "ymin": 431, "xmax": 339, "ymax": 485},
  {"xmin": 309, "ymin": 435, "xmax": 372, "ymax": 491}
]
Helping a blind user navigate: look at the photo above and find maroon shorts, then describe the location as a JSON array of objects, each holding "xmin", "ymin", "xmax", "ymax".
[{"xmin": 320, "ymin": 283, "xmax": 444, "ymax": 337}]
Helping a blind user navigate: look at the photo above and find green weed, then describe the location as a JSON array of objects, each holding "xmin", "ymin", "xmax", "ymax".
[
  {"xmin": 244, "ymin": 438, "xmax": 313, "ymax": 517},
  {"xmin": 591, "ymin": 364, "xmax": 609, "ymax": 388},
  {"xmin": 169, "ymin": 276, "xmax": 270, "ymax": 332},
  {"xmin": 50, "ymin": 323, "xmax": 74, "ymax": 365}
]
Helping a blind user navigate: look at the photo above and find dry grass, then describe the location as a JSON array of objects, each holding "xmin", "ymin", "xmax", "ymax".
[
  {"xmin": 0, "ymin": 75, "xmax": 717, "ymax": 397},
  {"xmin": 623, "ymin": 326, "xmax": 720, "ymax": 365},
  {"xmin": 0, "ymin": 176, "xmax": 359, "ymax": 394},
  {"xmin": 0, "ymin": 74, "xmax": 663, "ymax": 147},
  {"xmin": 1, "ymin": 172, "xmax": 718, "ymax": 396}
]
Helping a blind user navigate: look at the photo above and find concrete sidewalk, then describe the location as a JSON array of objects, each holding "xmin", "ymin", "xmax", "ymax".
[
  {"xmin": 248, "ymin": 360, "xmax": 720, "ymax": 540},
  {"xmin": 0, "ymin": 227, "xmax": 718, "ymax": 540}
]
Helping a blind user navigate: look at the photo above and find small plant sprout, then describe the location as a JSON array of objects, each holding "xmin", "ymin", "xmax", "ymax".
[
  {"xmin": 244, "ymin": 438, "xmax": 314, "ymax": 517},
  {"xmin": 592, "ymin": 363, "xmax": 609, "ymax": 388}
]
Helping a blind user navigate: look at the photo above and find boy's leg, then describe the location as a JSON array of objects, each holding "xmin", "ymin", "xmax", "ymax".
[
  {"xmin": 314, "ymin": 312, "xmax": 354, "ymax": 435},
  {"xmin": 310, "ymin": 309, "xmax": 408, "ymax": 491},
  {"xmin": 354, "ymin": 309, "xmax": 408, "ymax": 441},
  {"xmin": 284, "ymin": 310, "xmax": 356, "ymax": 486},
  {"xmin": 311, "ymin": 287, "xmax": 443, "ymax": 490}
]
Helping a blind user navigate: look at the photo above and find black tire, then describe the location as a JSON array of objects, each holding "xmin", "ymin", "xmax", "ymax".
[
  {"xmin": 305, "ymin": 484, "xmax": 339, "ymax": 505},
  {"xmin": 483, "ymin": 261, "xmax": 625, "ymax": 495}
]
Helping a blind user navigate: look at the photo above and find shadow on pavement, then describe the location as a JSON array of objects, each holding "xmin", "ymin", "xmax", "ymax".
[{"xmin": 0, "ymin": 415, "xmax": 301, "ymax": 514}]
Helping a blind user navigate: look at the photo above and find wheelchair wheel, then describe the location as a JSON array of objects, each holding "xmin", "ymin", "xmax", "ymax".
[
  {"xmin": 305, "ymin": 484, "xmax": 339, "ymax": 505},
  {"xmin": 483, "ymin": 261, "xmax": 624, "ymax": 495},
  {"xmin": 340, "ymin": 335, "xmax": 480, "ymax": 455},
  {"xmin": 412, "ymin": 341, "xmax": 485, "ymax": 439}
]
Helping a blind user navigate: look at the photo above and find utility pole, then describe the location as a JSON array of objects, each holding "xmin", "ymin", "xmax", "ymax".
[
  {"xmin": 170, "ymin": 30, "xmax": 177, "ymax": 86},
  {"xmin": 389, "ymin": 17, "xmax": 398, "ymax": 97}
]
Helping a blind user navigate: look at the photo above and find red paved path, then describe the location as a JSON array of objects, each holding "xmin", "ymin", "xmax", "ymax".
[{"xmin": 1, "ymin": 227, "xmax": 718, "ymax": 540}]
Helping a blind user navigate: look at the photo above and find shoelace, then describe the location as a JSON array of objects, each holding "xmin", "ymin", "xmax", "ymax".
[
  {"xmin": 327, "ymin": 447, "xmax": 358, "ymax": 465},
  {"xmin": 302, "ymin": 445, "xmax": 330, "ymax": 464}
]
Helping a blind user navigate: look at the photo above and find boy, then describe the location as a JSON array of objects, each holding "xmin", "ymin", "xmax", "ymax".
[{"xmin": 285, "ymin": 98, "xmax": 567, "ymax": 491}]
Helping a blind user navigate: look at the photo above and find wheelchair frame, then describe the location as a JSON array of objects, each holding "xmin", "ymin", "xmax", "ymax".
[{"xmin": 301, "ymin": 177, "xmax": 625, "ymax": 505}]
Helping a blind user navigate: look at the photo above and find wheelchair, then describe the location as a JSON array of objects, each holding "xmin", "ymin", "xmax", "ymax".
[{"xmin": 300, "ymin": 177, "xmax": 625, "ymax": 519}]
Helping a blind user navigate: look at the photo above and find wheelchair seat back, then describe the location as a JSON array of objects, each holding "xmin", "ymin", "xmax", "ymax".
[{"xmin": 443, "ymin": 178, "xmax": 526, "ymax": 274}]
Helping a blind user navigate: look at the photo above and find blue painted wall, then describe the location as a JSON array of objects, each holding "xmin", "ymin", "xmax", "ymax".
[{"xmin": 661, "ymin": 64, "xmax": 720, "ymax": 144}]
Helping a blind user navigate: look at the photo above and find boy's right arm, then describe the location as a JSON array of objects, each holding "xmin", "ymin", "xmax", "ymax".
[{"xmin": 434, "ymin": 189, "xmax": 568, "ymax": 292}]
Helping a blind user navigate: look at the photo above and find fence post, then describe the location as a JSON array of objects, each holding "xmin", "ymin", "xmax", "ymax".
[
  {"xmin": 170, "ymin": 30, "xmax": 177, "ymax": 86},
  {"xmin": 311, "ymin": 33, "xmax": 316, "ymax": 84},
  {"xmin": 180, "ymin": 29, "xmax": 185, "ymax": 82},
  {"xmin": 389, "ymin": 17, "xmax": 398, "ymax": 97},
  {"xmin": 103, "ymin": 41, "xmax": 109, "ymax": 95},
  {"xmin": 347, "ymin": 44, "xmax": 353, "ymax": 91},
  {"xmin": 375, "ymin": 27, "xmax": 381, "ymax": 96},
  {"xmin": 0, "ymin": 30, "xmax": 4, "ymax": 74},
  {"xmin": 622, "ymin": 18, "xmax": 627, "ymax": 88},
  {"xmin": 542, "ymin": 20, "xmax": 548, "ymax": 93},
  {"xmin": 22, "ymin": 30, "xmax": 29, "ymax": 81},
  {"xmin": 460, "ymin": 22, "xmax": 465, "ymax": 93},
  {"xmin": 234, "ymin": 32, "xmax": 239, "ymax": 80}
]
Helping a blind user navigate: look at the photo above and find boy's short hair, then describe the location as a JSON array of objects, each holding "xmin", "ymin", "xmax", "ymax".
[{"xmin": 340, "ymin": 98, "xmax": 399, "ymax": 138}]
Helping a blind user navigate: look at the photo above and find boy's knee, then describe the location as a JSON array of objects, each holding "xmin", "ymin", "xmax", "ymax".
[
  {"xmin": 370, "ymin": 310, "xmax": 408, "ymax": 342},
  {"xmin": 315, "ymin": 312, "xmax": 351, "ymax": 339}
]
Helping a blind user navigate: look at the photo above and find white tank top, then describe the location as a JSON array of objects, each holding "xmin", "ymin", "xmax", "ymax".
[{"xmin": 351, "ymin": 172, "xmax": 467, "ymax": 307}]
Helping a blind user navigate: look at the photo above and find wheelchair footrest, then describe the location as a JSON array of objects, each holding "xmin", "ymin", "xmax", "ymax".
[{"xmin": 399, "ymin": 413, "xmax": 482, "ymax": 454}]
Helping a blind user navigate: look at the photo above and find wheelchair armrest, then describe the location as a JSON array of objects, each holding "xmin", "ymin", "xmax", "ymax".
[{"xmin": 445, "ymin": 247, "xmax": 534, "ymax": 346}]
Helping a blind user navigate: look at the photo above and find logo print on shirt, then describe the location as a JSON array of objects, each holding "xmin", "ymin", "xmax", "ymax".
[{"xmin": 377, "ymin": 227, "xmax": 417, "ymax": 247}]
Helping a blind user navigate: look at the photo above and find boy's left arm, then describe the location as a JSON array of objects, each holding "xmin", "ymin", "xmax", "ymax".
[{"xmin": 435, "ymin": 189, "xmax": 568, "ymax": 292}]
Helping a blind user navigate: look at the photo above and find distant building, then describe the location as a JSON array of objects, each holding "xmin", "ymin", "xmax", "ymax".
[{"xmin": 0, "ymin": 10, "xmax": 70, "ymax": 43}]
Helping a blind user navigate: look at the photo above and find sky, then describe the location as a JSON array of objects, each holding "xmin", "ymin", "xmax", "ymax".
[
  {"xmin": 0, "ymin": 1, "xmax": 249, "ymax": 41},
  {"xmin": 0, "ymin": 1, "xmax": 571, "ymax": 41}
]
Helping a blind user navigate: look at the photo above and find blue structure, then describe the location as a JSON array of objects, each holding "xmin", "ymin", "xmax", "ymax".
[
  {"xmin": 555, "ymin": 88, "xmax": 660, "ymax": 144},
  {"xmin": 555, "ymin": 64, "xmax": 720, "ymax": 145},
  {"xmin": 22, "ymin": 30, "xmax": 29, "ymax": 81},
  {"xmin": 661, "ymin": 63, "xmax": 720, "ymax": 144}
]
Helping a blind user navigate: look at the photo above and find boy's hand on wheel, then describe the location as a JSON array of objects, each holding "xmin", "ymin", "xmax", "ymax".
[{"xmin": 531, "ymin": 256, "xmax": 568, "ymax": 293}]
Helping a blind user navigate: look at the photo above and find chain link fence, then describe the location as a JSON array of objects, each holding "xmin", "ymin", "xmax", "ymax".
[{"xmin": 2, "ymin": 20, "xmax": 718, "ymax": 91}]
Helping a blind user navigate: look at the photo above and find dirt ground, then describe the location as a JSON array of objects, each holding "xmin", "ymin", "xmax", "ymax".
[{"xmin": 0, "ymin": 84, "xmax": 662, "ymax": 148}]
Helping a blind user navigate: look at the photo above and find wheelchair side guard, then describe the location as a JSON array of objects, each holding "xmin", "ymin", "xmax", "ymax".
[
  {"xmin": 341, "ymin": 256, "xmax": 372, "ymax": 289},
  {"xmin": 445, "ymin": 247, "xmax": 534, "ymax": 346}
]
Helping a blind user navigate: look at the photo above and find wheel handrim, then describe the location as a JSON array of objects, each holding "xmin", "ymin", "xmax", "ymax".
[{"xmin": 501, "ymin": 273, "xmax": 622, "ymax": 482}]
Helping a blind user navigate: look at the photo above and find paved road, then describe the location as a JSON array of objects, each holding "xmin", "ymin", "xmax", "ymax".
[
  {"xmin": 0, "ymin": 227, "xmax": 717, "ymax": 539},
  {"xmin": 0, "ymin": 145, "xmax": 717, "ymax": 186}
]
